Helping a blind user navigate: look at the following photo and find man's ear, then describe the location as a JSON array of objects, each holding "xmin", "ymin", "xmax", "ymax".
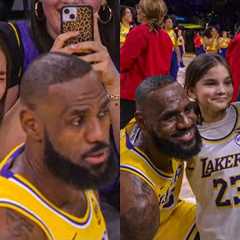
[
  {"xmin": 19, "ymin": 108, "xmax": 43, "ymax": 142},
  {"xmin": 135, "ymin": 110, "xmax": 146, "ymax": 131}
]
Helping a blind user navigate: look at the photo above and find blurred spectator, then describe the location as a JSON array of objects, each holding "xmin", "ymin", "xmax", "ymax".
[
  {"xmin": 164, "ymin": 15, "xmax": 180, "ymax": 79},
  {"xmin": 120, "ymin": 5, "xmax": 133, "ymax": 47},
  {"xmin": 218, "ymin": 30, "xmax": 231, "ymax": 58},
  {"xmin": 120, "ymin": 0, "xmax": 173, "ymax": 128},
  {"xmin": 203, "ymin": 26, "xmax": 219, "ymax": 53},
  {"xmin": 176, "ymin": 28, "xmax": 185, "ymax": 67},
  {"xmin": 227, "ymin": 31, "xmax": 240, "ymax": 101},
  {"xmin": 193, "ymin": 31, "xmax": 205, "ymax": 55}
]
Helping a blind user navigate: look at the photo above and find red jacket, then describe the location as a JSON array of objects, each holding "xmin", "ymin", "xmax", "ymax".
[
  {"xmin": 120, "ymin": 23, "xmax": 173, "ymax": 100},
  {"xmin": 227, "ymin": 33, "xmax": 240, "ymax": 101},
  {"xmin": 194, "ymin": 35, "xmax": 203, "ymax": 48}
]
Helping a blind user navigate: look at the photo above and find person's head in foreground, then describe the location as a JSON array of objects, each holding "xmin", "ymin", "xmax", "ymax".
[{"xmin": 20, "ymin": 52, "xmax": 118, "ymax": 190}]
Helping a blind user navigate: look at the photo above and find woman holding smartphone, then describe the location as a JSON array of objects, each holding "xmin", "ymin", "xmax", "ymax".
[{"xmin": 0, "ymin": 0, "xmax": 119, "ymax": 163}]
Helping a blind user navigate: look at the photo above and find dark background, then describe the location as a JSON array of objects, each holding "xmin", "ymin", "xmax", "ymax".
[{"xmin": 121, "ymin": 0, "xmax": 240, "ymax": 32}]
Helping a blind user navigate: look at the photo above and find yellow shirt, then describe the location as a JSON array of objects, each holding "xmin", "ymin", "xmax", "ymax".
[
  {"xmin": 205, "ymin": 37, "xmax": 219, "ymax": 52},
  {"xmin": 177, "ymin": 36, "xmax": 184, "ymax": 47},
  {"xmin": 219, "ymin": 37, "xmax": 231, "ymax": 49},
  {"xmin": 120, "ymin": 119, "xmax": 184, "ymax": 224},
  {"xmin": 120, "ymin": 23, "xmax": 131, "ymax": 46},
  {"xmin": 166, "ymin": 29, "xmax": 177, "ymax": 47},
  {"xmin": 0, "ymin": 145, "xmax": 108, "ymax": 240}
]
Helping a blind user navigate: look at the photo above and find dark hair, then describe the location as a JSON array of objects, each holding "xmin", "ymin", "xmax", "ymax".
[
  {"xmin": 30, "ymin": 0, "xmax": 53, "ymax": 53},
  {"xmin": 120, "ymin": 5, "xmax": 130, "ymax": 23},
  {"xmin": 0, "ymin": 36, "xmax": 11, "ymax": 90},
  {"xmin": 163, "ymin": 15, "xmax": 172, "ymax": 23},
  {"xmin": 204, "ymin": 27, "xmax": 212, "ymax": 38},
  {"xmin": 98, "ymin": 1, "xmax": 120, "ymax": 69},
  {"xmin": 0, "ymin": 22, "xmax": 24, "ymax": 89},
  {"xmin": 136, "ymin": 75, "xmax": 175, "ymax": 110},
  {"xmin": 184, "ymin": 53, "xmax": 232, "ymax": 123},
  {"xmin": 20, "ymin": 52, "xmax": 92, "ymax": 109},
  {"xmin": 204, "ymin": 26, "xmax": 218, "ymax": 39},
  {"xmin": 185, "ymin": 53, "xmax": 231, "ymax": 91},
  {"xmin": 30, "ymin": 0, "xmax": 119, "ymax": 69}
]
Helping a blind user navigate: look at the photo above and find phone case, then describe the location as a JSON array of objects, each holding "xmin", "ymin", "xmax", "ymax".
[{"xmin": 61, "ymin": 5, "xmax": 94, "ymax": 45}]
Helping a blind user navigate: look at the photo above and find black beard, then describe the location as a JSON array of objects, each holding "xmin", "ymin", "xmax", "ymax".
[
  {"xmin": 44, "ymin": 132, "xmax": 118, "ymax": 190},
  {"xmin": 150, "ymin": 127, "xmax": 202, "ymax": 160}
]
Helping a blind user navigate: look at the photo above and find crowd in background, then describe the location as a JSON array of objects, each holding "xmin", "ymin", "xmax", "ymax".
[{"xmin": 120, "ymin": 1, "xmax": 240, "ymax": 128}]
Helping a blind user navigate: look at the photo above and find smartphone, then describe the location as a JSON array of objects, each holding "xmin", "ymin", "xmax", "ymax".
[{"xmin": 61, "ymin": 5, "xmax": 94, "ymax": 46}]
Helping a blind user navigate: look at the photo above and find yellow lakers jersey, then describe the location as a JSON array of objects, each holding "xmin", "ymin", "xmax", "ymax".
[
  {"xmin": 0, "ymin": 145, "xmax": 108, "ymax": 240},
  {"xmin": 219, "ymin": 37, "xmax": 230, "ymax": 49},
  {"xmin": 166, "ymin": 29, "xmax": 177, "ymax": 47},
  {"xmin": 120, "ymin": 119, "xmax": 184, "ymax": 224},
  {"xmin": 205, "ymin": 37, "xmax": 218, "ymax": 52},
  {"xmin": 120, "ymin": 23, "xmax": 131, "ymax": 46}
]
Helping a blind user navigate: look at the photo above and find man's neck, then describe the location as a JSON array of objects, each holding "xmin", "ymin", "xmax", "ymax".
[
  {"xmin": 11, "ymin": 142, "xmax": 88, "ymax": 218},
  {"xmin": 137, "ymin": 136, "xmax": 174, "ymax": 174}
]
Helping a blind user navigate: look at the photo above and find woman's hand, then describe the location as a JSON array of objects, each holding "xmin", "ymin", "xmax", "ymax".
[
  {"xmin": 50, "ymin": 31, "xmax": 81, "ymax": 54},
  {"xmin": 76, "ymin": 41, "xmax": 119, "ymax": 89}
]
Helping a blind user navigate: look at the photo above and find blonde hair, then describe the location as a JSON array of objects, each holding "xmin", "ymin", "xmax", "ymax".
[{"xmin": 140, "ymin": 0, "xmax": 167, "ymax": 31}]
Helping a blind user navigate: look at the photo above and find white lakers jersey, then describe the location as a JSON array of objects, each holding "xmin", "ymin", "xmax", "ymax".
[{"xmin": 187, "ymin": 103, "xmax": 240, "ymax": 240}]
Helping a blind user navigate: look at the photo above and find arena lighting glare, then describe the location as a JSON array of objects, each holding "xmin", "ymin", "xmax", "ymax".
[{"xmin": 176, "ymin": 16, "xmax": 186, "ymax": 21}]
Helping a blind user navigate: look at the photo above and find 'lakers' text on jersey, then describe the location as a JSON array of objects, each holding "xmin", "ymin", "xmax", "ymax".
[
  {"xmin": 0, "ymin": 145, "xmax": 108, "ymax": 240},
  {"xmin": 121, "ymin": 119, "xmax": 198, "ymax": 240},
  {"xmin": 187, "ymin": 103, "xmax": 240, "ymax": 240}
]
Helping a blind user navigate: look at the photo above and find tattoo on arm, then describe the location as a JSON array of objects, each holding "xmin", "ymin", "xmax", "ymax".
[
  {"xmin": 121, "ymin": 173, "xmax": 160, "ymax": 240},
  {"xmin": 0, "ymin": 209, "xmax": 47, "ymax": 240},
  {"xmin": 6, "ymin": 209, "xmax": 34, "ymax": 239}
]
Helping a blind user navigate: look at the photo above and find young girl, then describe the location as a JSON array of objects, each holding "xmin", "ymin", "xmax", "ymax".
[{"xmin": 185, "ymin": 54, "xmax": 240, "ymax": 240}]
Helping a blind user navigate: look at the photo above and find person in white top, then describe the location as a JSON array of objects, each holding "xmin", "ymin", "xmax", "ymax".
[{"xmin": 184, "ymin": 53, "xmax": 240, "ymax": 240}]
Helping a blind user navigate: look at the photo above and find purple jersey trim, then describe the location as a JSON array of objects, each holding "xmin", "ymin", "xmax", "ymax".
[{"xmin": 16, "ymin": 21, "xmax": 39, "ymax": 71}]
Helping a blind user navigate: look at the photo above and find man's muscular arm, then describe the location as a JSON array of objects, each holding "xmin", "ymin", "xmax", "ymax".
[
  {"xmin": 120, "ymin": 172, "xmax": 160, "ymax": 240},
  {"xmin": 0, "ymin": 208, "xmax": 48, "ymax": 240}
]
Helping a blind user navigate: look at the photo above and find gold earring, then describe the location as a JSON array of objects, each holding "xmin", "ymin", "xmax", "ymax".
[
  {"xmin": 34, "ymin": 1, "xmax": 45, "ymax": 21},
  {"xmin": 98, "ymin": 4, "xmax": 112, "ymax": 24}
]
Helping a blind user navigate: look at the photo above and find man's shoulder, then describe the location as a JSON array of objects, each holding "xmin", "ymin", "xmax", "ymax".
[
  {"xmin": 120, "ymin": 171, "xmax": 160, "ymax": 240},
  {"xmin": 0, "ymin": 208, "xmax": 47, "ymax": 240}
]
